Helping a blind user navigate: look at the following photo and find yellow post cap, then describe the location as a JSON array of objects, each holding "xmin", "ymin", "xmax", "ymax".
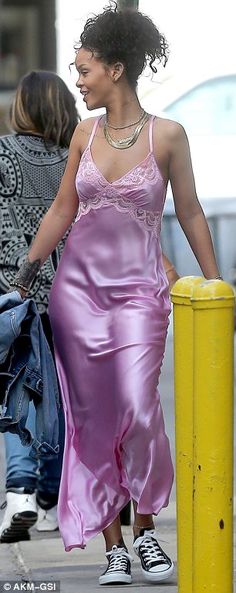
[
  {"xmin": 191, "ymin": 279, "xmax": 235, "ymax": 309},
  {"xmin": 171, "ymin": 276, "xmax": 203, "ymax": 305}
]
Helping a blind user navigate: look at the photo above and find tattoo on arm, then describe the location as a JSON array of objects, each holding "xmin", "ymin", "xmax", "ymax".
[{"xmin": 10, "ymin": 257, "xmax": 41, "ymax": 291}]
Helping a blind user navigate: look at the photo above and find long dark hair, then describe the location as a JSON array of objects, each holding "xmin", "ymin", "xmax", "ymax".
[{"xmin": 11, "ymin": 70, "xmax": 79, "ymax": 148}]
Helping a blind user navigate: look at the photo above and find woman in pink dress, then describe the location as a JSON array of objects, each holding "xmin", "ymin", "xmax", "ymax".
[{"xmin": 11, "ymin": 4, "xmax": 221, "ymax": 586}]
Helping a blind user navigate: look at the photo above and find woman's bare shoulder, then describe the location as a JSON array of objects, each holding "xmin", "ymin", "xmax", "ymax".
[
  {"xmin": 153, "ymin": 115, "xmax": 186, "ymax": 140},
  {"xmin": 73, "ymin": 116, "xmax": 101, "ymax": 149},
  {"xmin": 79, "ymin": 116, "xmax": 100, "ymax": 129},
  {"xmin": 73, "ymin": 117, "xmax": 97, "ymax": 135}
]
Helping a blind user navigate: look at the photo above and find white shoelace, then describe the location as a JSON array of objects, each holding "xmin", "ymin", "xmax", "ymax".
[
  {"xmin": 134, "ymin": 531, "xmax": 169, "ymax": 567},
  {"xmin": 105, "ymin": 545, "xmax": 133, "ymax": 573}
]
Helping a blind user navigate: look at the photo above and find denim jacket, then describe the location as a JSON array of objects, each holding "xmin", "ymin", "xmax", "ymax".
[{"xmin": 0, "ymin": 291, "xmax": 60, "ymax": 457}]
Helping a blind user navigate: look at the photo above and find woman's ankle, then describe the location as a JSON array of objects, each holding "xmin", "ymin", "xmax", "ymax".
[
  {"xmin": 102, "ymin": 515, "xmax": 124, "ymax": 552},
  {"xmin": 133, "ymin": 523, "xmax": 154, "ymax": 538},
  {"xmin": 104, "ymin": 536, "xmax": 127, "ymax": 552},
  {"xmin": 132, "ymin": 503, "xmax": 154, "ymax": 538}
]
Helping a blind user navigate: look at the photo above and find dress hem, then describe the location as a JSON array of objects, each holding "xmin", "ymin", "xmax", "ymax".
[
  {"xmin": 62, "ymin": 495, "xmax": 171, "ymax": 551},
  {"xmin": 63, "ymin": 497, "xmax": 131, "ymax": 551}
]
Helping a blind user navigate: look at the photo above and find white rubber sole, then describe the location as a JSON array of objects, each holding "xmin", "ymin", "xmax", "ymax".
[
  {"xmin": 99, "ymin": 572, "xmax": 132, "ymax": 585},
  {"xmin": 36, "ymin": 523, "xmax": 59, "ymax": 532},
  {"xmin": 141, "ymin": 562, "xmax": 174, "ymax": 582},
  {"xmin": 0, "ymin": 511, "xmax": 38, "ymax": 543}
]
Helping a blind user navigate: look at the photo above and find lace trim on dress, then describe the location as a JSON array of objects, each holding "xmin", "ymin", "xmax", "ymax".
[
  {"xmin": 79, "ymin": 146, "xmax": 163, "ymax": 189},
  {"xmin": 75, "ymin": 194, "xmax": 162, "ymax": 238}
]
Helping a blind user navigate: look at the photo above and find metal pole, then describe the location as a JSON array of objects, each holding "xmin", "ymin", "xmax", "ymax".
[
  {"xmin": 171, "ymin": 276, "xmax": 203, "ymax": 593},
  {"xmin": 117, "ymin": 0, "xmax": 139, "ymax": 10},
  {"xmin": 191, "ymin": 280, "xmax": 234, "ymax": 593},
  {"xmin": 117, "ymin": 0, "xmax": 139, "ymax": 527}
]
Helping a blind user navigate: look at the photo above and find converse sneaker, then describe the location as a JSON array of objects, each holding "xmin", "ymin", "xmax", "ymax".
[
  {"xmin": 0, "ymin": 490, "xmax": 38, "ymax": 543},
  {"xmin": 36, "ymin": 505, "xmax": 58, "ymax": 532},
  {"xmin": 99, "ymin": 545, "xmax": 133, "ymax": 585},
  {"xmin": 133, "ymin": 529, "xmax": 174, "ymax": 582}
]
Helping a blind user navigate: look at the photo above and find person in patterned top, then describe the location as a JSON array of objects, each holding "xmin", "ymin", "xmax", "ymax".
[{"xmin": 0, "ymin": 70, "xmax": 79, "ymax": 542}]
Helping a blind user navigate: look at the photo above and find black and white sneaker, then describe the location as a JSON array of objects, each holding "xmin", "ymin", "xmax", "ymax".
[
  {"xmin": 133, "ymin": 529, "xmax": 174, "ymax": 583},
  {"xmin": 99, "ymin": 545, "xmax": 133, "ymax": 585}
]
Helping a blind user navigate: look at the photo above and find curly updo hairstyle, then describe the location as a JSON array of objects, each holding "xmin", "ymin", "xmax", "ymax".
[{"xmin": 78, "ymin": 2, "xmax": 169, "ymax": 89}]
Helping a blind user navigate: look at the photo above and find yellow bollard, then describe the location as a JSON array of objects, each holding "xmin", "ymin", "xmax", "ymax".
[
  {"xmin": 171, "ymin": 276, "xmax": 203, "ymax": 593},
  {"xmin": 191, "ymin": 280, "xmax": 235, "ymax": 593}
]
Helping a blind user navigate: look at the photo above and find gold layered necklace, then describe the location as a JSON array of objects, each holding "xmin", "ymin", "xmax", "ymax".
[
  {"xmin": 104, "ymin": 111, "xmax": 149, "ymax": 150},
  {"xmin": 106, "ymin": 109, "xmax": 146, "ymax": 130}
]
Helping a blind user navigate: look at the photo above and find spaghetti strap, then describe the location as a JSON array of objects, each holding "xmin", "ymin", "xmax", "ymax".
[
  {"xmin": 148, "ymin": 115, "xmax": 156, "ymax": 153},
  {"xmin": 88, "ymin": 116, "xmax": 103, "ymax": 148}
]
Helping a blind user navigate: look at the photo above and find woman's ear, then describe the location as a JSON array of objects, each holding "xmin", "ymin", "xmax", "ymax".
[{"xmin": 112, "ymin": 62, "xmax": 125, "ymax": 82}]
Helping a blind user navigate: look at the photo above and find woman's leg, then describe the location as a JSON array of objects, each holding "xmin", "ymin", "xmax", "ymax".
[
  {"xmin": 100, "ymin": 515, "xmax": 132, "ymax": 586},
  {"xmin": 132, "ymin": 500, "xmax": 154, "ymax": 537},
  {"xmin": 4, "ymin": 402, "xmax": 38, "ymax": 492},
  {"xmin": 102, "ymin": 515, "xmax": 126, "ymax": 551},
  {"xmin": 0, "ymin": 402, "xmax": 38, "ymax": 543},
  {"xmin": 132, "ymin": 500, "xmax": 174, "ymax": 582}
]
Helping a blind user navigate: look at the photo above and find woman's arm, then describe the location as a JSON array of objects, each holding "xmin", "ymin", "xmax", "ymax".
[
  {"xmin": 168, "ymin": 122, "xmax": 221, "ymax": 279},
  {"xmin": 11, "ymin": 124, "xmax": 83, "ymax": 294}
]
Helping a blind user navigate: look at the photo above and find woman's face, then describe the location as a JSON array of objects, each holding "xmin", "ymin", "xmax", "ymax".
[{"xmin": 75, "ymin": 47, "xmax": 114, "ymax": 110}]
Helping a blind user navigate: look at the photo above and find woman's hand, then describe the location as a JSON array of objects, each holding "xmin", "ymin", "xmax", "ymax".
[
  {"xmin": 16, "ymin": 288, "xmax": 28, "ymax": 299},
  {"xmin": 166, "ymin": 266, "xmax": 180, "ymax": 290},
  {"xmin": 8, "ymin": 286, "xmax": 28, "ymax": 299},
  {"xmin": 162, "ymin": 252, "xmax": 180, "ymax": 290}
]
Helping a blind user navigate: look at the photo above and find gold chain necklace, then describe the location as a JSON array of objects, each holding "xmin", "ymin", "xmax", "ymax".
[
  {"xmin": 106, "ymin": 109, "xmax": 145, "ymax": 130},
  {"xmin": 104, "ymin": 111, "xmax": 149, "ymax": 150}
]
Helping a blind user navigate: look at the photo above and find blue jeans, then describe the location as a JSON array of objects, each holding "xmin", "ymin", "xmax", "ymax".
[
  {"xmin": 4, "ymin": 402, "xmax": 64, "ymax": 496},
  {"xmin": 4, "ymin": 311, "xmax": 64, "ymax": 500}
]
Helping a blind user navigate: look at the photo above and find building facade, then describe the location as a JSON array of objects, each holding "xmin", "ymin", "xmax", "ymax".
[{"xmin": 0, "ymin": 0, "xmax": 56, "ymax": 134}]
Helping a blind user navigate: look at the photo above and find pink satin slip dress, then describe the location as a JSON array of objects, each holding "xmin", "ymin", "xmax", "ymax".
[{"xmin": 49, "ymin": 115, "xmax": 174, "ymax": 550}]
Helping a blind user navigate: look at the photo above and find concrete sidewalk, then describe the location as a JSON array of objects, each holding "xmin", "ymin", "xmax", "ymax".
[
  {"xmin": 0, "ymin": 512, "xmax": 177, "ymax": 593},
  {"xmin": 1, "ymin": 510, "xmax": 236, "ymax": 593}
]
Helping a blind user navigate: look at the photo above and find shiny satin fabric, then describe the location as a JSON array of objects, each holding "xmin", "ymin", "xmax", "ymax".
[{"xmin": 49, "ymin": 116, "xmax": 174, "ymax": 550}]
